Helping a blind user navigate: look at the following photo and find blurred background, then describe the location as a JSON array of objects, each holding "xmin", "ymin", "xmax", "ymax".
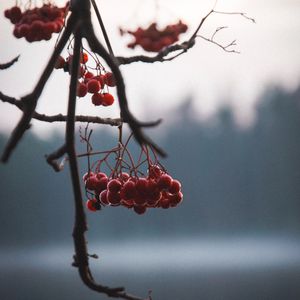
[{"xmin": 1, "ymin": 0, "xmax": 300, "ymax": 299}]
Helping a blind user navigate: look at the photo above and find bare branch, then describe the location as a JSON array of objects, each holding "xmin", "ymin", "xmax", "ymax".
[
  {"xmin": 213, "ymin": 10, "xmax": 256, "ymax": 23},
  {"xmin": 0, "ymin": 55, "xmax": 20, "ymax": 70}
]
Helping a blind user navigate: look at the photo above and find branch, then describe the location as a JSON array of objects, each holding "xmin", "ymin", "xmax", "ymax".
[
  {"xmin": 65, "ymin": 24, "xmax": 148, "ymax": 300},
  {"xmin": 0, "ymin": 55, "xmax": 20, "ymax": 70},
  {"xmin": 197, "ymin": 26, "xmax": 240, "ymax": 53},
  {"xmin": 1, "ymin": 14, "xmax": 78, "ymax": 163}
]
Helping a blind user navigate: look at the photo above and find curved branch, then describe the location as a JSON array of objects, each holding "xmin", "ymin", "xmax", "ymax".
[{"xmin": 0, "ymin": 55, "xmax": 20, "ymax": 70}]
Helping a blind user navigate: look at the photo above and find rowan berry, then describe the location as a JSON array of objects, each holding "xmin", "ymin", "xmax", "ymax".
[
  {"xmin": 134, "ymin": 205, "xmax": 147, "ymax": 215},
  {"xmin": 91, "ymin": 93, "xmax": 103, "ymax": 106},
  {"xmin": 121, "ymin": 181, "xmax": 137, "ymax": 200},
  {"xmin": 107, "ymin": 191, "xmax": 121, "ymax": 205},
  {"xmin": 87, "ymin": 79, "xmax": 101, "ymax": 94},
  {"xmin": 169, "ymin": 179, "xmax": 181, "ymax": 194},
  {"xmin": 86, "ymin": 198, "xmax": 99, "ymax": 212},
  {"xmin": 80, "ymin": 52, "xmax": 88, "ymax": 64},
  {"xmin": 103, "ymin": 72, "xmax": 116, "ymax": 87},
  {"xmin": 77, "ymin": 82, "xmax": 88, "ymax": 97},
  {"xmin": 107, "ymin": 179, "xmax": 122, "ymax": 193},
  {"xmin": 157, "ymin": 174, "xmax": 173, "ymax": 190},
  {"xmin": 100, "ymin": 190, "xmax": 109, "ymax": 205},
  {"xmin": 85, "ymin": 175, "xmax": 99, "ymax": 191},
  {"xmin": 101, "ymin": 93, "xmax": 114, "ymax": 106}
]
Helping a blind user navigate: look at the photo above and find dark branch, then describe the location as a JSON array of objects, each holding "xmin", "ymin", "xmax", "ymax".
[
  {"xmin": 0, "ymin": 55, "xmax": 20, "ymax": 70},
  {"xmin": 46, "ymin": 144, "xmax": 67, "ymax": 172},
  {"xmin": 90, "ymin": 0, "xmax": 114, "ymax": 56}
]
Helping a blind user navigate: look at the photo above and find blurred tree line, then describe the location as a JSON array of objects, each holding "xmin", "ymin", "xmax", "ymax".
[{"xmin": 1, "ymin": 84, "xmax": 300, "ymax": 247}]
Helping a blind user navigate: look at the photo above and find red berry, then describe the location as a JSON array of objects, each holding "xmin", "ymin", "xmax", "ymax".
[
  {"xmin": 136, "ymin": 178, "xmax": 148, "ymax": 195},
  {"xmin": 119, "ymin": 172, "xmax": 130, "ymax": 182},
  {"xmin": 84, "ymin": 71, "xmax": 94, "ymax": 81},
  {"xmin": 121, "ymin": 181, "xmax": 137, "ymax": 200},
  {"xmin": 121, "ymin": 199, "xmax": 134, "ymax": 208},
  {"xmin": 169, "ymin": 191, "xmax": 183, "ymax": 206},
  {"xmin": 83, "ymin": 172, "xmax": 94, "ymax": 182},
  {"xmin": 169, "ymin": 179, "xmax": 181, "ymax": 194},
  {"xmin": 134, "ymin": 205, "xmax": 146, "ymax": 215},
  {"xmin": 86, "ymin": 199, "xmax": 99, "ymax": 212},
  {"xmin": 80, "ymin": 52, "xmax": 88, "ymax": 64},
  {"xmin": 13, "ymin": 27, "xmax": 22, "ymax": 38},
  {"xmin": 31, "ymin": 20, "xmax": 44, "ymax": 32},
  {"xmin": 100, "ymin": 190, "xmax": 109, "ymax": 205},
  {"xmin": 148, "ymin": 165, "xmax": 162, "ymax": 179},
  {"xmin": 158, "ymin": 174, "xmax": 173, "ymax": 190},
  {"xmin": 96, "ymin": 176, "xmax": 108, "ymax": 193},
  {"xmin": 77, "ymin": 82, "xmax": 88, "ymax": 97},
  {"xmin": 91, "ymin": 75, "xmax": 104, "ymax": 89},
  {"xmin": 55, "ymin": 55, "xmax": 65, "ymax": 69},
  {"xmin": 102, "ymin": 93, "xmax": 114, "ymax": 106},
  {"xmin": 107, "ymin": 179, "xmax": 122, "ymax": 193},
  {"xmin": 91, "ymin": 93, "xmax": 104, "ymax": 106},
  {"xmin": 107, "ymin": 191, "xmax": 121, "ymax": 205},
  {"xmin": 103, "ymin": 72, "xmax": 116, "ymax": 87},
  {"xmin": 85, "ymin": 175, "xmax": 99, "ymax": 191},
  {"xmin": 87, "ymin": 79, "xmax": 100, "ymax": 93},
  {"xmin": 9, "ymin": 6, "xmax": 22, "ymax": 24},
  {"xmin": 4, "ymin": 9, "xmax": 11, "ymax": 19},
  {"xmin": 96, "ymin": 172, "xmax": 107, "ymax": 180},
  {"xmin": 77, "ymin": 82, "xmax": 87, "ymax": 97}
]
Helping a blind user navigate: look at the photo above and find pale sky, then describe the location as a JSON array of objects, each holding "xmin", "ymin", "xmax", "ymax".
[{"xmin": 0, "ymin": 0, "xmax": 300, "ymax": 137}]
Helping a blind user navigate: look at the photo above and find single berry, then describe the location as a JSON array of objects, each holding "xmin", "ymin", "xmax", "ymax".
[
  {"xmin": 85, "ymin": 175, "xmax": 99, "ymax": 191},
  {"xmin": 55, "ymin": 55, "xmax": 66, "ymax": 69},
  {"xmin": 84, "ymin": 71, "xmax": 94, "ymax": 81},
  {"xmin": 157, "ymin": 174, "xmax": 173, "ymax": 190},
  {"xmin": 80, "ymin": 52, "xmax": 88, "ymax": 64},
  {"xmin": 107, "ymin": 179, "xmax": 122, "ymax": 193},
  {"xmin": 134, "ymin": 205, "xmax": 147, "ymax": 215},
  {"xmin": 100, "ymin": 190, "xmax": 109, "ymax": 205},
  {"xmin": 77, "ymin": 82, "xmax": 88, "ymax": 97},
  {"xmin": 91, "ymin": 93, "xmax": 104, "ymax": 106},
  {"xmin": 102, "ymin": 93, "xmax": 114, "ymax": 106},
  {"xmin": 169, "ymin": 179, "xmax": 181, "ymax": 194},
  {"xmin": 86, "ymin": 199, "xmax": 99, "ymax": 212},
  {"xmin": 107, "ymin": 191, "xmax": 121, "ymax": 205},
  {"xmin": 104, "ymin": 72, "xmax": 116, "ymax": 87},
  {"xmin": 87, "ymin": 79, "xmax": 101, "ymax": 93},
  {"xmin": 9, "ymin": 6, "xmax": 22, "ymax": 24},
  {"xmin": 121, "ymin": 181, "xmax": 137, "ymax": 200}
]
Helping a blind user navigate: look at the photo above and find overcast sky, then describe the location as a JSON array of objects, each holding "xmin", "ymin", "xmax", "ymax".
[{"xmin": 0, "ymin": 0, "xmax": 300, "ymax": 137}]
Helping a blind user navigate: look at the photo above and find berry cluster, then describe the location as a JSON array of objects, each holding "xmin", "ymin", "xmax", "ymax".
[
  {"xmin": 121, "ymin": 21, "xmax": 188, "ymax": 52},
  {"xmin": 55, "ymin": 53, "xmax": 116, "ymax": 106},
  {"xmin": 84, "ymin": 164, "xmax": 183, "ymax": 215},
  {"xmin": 4, "ymin": 3, "xmax": 68, "ymax": 42}
]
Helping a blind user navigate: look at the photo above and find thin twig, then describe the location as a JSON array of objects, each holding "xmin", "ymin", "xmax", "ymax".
[{"xmin": 0, "ymin": 55, "xmax": 20, "ymax": 70}]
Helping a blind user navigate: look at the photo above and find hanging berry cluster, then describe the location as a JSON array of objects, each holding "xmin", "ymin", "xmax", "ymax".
[
  {"xmin": 55, "ymin": 52, "xmax": 116, "ymax": 107},
  {"xmin": 4, "ymin": 2, "xmax": 69, "ymax": 42},
  {"xmin": 120, "ymin": 20, "xmax": 188, "ymax": 52},
  {"xmin": 81, "ymin": 132, "xmax": 183, "ymax": 215}
]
